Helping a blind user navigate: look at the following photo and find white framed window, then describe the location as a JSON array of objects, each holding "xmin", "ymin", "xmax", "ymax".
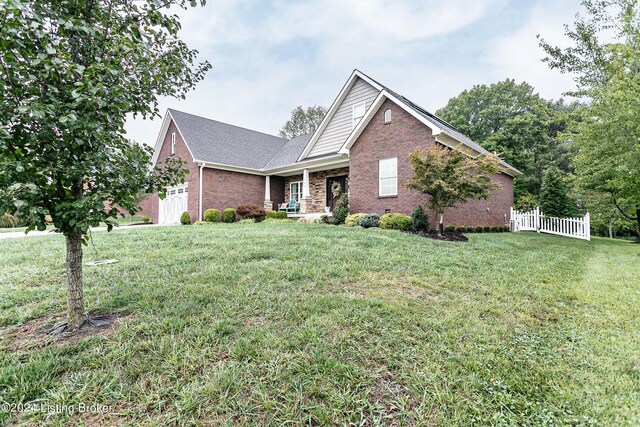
[
  {"xmin": 379, "ymin": 157, "xmax": 397, "ymax": 196},
  {"xmin": 171, "ymin": 132, "xmax": 176, "ymax": 154},
  {"xmin": 290, "ymin": 181, "xmax": 303, "ymax": 201},
  {"xmin": 383, "ymin": 108, "xmax": 392, "ymax": 124},
  {"xmin": 352, "ymin": 101, "xmax": 366, "ymax": 128}
]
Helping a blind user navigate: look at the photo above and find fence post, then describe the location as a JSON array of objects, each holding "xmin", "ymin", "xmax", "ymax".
[
  {"xmin": 585, "ymin": 212, "xmax": 591, "ymax": 241},
  {"xmin": 535, "ymin": 207, "xmax": 540, "ymax": 233}
]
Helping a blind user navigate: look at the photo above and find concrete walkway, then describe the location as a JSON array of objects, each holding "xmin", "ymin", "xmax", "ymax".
[{"xmin": 0, "ymin": 223, "xmax": 170, "ymax": 240}]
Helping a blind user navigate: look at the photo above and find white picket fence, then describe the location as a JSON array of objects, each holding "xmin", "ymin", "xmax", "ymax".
[{"xmin": 510, "ymin": 207, "xmax": 590, "ymax": 241}]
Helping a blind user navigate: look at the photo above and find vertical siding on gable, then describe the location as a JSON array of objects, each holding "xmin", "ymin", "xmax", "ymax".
[{"xmin": 306, "ymin": 78, "xmax": 379, "ymax": 158}]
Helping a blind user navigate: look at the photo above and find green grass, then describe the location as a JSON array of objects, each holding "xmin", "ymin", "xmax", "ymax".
[
  {"xmin": 0, "ymin": 223, "xmax": 638, "ymax": 425},
  {"xmin": 0, "ymin": 216, "xmax": 145, "ymax": 234}
]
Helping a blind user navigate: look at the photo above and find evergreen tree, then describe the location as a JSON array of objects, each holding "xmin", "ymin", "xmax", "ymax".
[{"xmin": 539, "ymin": 167, "xmax": 575, "ymax": 217}]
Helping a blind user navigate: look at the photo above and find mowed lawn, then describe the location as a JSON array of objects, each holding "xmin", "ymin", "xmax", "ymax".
[{"xmin": 0, "ymin": 223, "xmax": 638, "ymax": 426}]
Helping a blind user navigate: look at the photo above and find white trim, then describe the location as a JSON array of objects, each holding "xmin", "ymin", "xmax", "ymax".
[
  {"xmin": 378, "ymin": 157, "xmax": 398, "ymax": 197},
  {"xmin": 302, "ymin": 169, "xmax": 310, "ymax": 199},
  {"xmin": 198, "ymin": 162, "xmax": 204, "ymax": 221},
  {"xmin": 296, "ymin": 69, "xmax": 383, "ymax": 162},
  {"xmin": 171, "ymin": 132, "xmax": 176, "ymax": 155},
  {"xmin": 151, "ymin": 110, "xmax": 196, "ymax": 167},
  {"xmin": 264, "ymin": 154, "xmax": 349, "ymax": 176},
  {"xmin": 196, "ymin": 160, "xmax": 267, "ymax": 176}
]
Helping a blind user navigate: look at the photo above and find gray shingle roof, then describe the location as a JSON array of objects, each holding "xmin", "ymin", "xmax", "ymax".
[
  {"xmin": 263, "ymin": 133, "xmax": 313, "ymax": 169},
  {"xmin": 169, "ymin": 109, "xmax": 288, "ymax": 169}
]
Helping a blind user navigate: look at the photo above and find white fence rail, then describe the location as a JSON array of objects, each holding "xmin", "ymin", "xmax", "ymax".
[{"xmin": 510, "ymin": 207, "xmax": 590, "ymax": 241}]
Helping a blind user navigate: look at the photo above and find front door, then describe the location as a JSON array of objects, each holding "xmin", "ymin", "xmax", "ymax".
[
  {"xmin": 326, "ymin": 176, "xmax": 348, "ymax": 212},
  {"xmin": 159, "ymin": 184, "xmax": 188, "ymax": 224}
]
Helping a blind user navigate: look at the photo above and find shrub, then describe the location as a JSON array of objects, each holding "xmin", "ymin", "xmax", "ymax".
[
  {"xmin": 332, "ymin": 194, "xmax": 349, "ymax": 225},
  {"xmin": 483, "ymin": 226, "xmax": 492, "ymax": 233},
  {"xmin": 266, "ymin": 210, "xmax": 278, "ymax": 219},
  {"xmin": 444, "ymin": 225, "xmax": 456, "ymax": 232},
  {"xmin": 379, "ymin": 213, "xmax": 412, "ymax": 231},
  {"xmin": 502, "ymin": 225, "xmax": 510, "ymax": 232},
  {"xmin": 194, "ymin": 221, "xmax": 207, "ymax": 225},
  {"xmin": 345, "ymin": 213, "xmax": 366, "ymax": 227},
  {"xmin": 490, "ymin": 226, "xmax": 500, "ymax": 233},
  {"xmin": 237, "ymin": 204, "xmax": 266, "ymax": 222},
  {"xmin": 180, "ymin": 211, "xmax": 191, "ymax": 225},
  {"xmin": 319, "ymin": 214, "xmax": 330, "ymax": 224},
  {"xmin": 0, "ymin": 213, "xmax": 19, "ymax": 228},
  {"xmin": 275, "ymin": 211, "xmax": 287, "ymax": 219},
  {"xmin": 141, "ymin": 215, "xmax": 151, "ymax": 223},
  {"xmin": 223, "ymin": 208, "xmax": 236, "ymax": 223},
  {"xmin": 359, "ymin": 213, "xmax": 380, "ymax": 228},
  {"xmin": 204, "ymin": 209, "xmax": 221, "ymax": 223},
  {"xmin": 238, "ymin": 218, "xmax": 254, "ymax": 224},
  {"xmin": 410, "ymin": 205, "xmax": 429, "ymax": 233}
]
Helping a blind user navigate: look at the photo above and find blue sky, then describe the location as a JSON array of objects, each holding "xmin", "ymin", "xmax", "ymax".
[{"xmin": 125, "ymin": 0, "xmax": 581, "ymax": 145}]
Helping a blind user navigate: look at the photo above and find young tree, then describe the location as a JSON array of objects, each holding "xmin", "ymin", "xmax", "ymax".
[
  {"xmin": 0, "ymin": 0, "xmax": 211, "ymax": 330},
  {"xmin": 539, "ymin": 167, "xmax": 576, "ymax": 217},
  {"xmin": 405, "ymin": 146, "xmax": 501, "ymax": 235},
  {"xmin": 539, "ymin": 0, "xmax": 640, "ymax": 241},
  {"xmin": 279, "ymin": 105, "xmax": 327, "ymax": 139}
]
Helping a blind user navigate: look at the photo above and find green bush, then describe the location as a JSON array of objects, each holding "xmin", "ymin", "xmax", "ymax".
[
  {"xmin": 483, "ymin": 226, "xmax": 492, "ymax": 233},
  {"xmin": 444, "ymin": 225, "xmax": 456, "ymax": 232},
  {"xmin": 223, "ymin": 208, "xmax": 236, "ymax": 223},
  {"xmin": 411, "ymin": 205, "xmax": 429, "ymax": 233},
  {"xmin": 180, "ymin": 211, "xmax": 191, "ymax": 225},
  {"xmin": 203, "ymin": 209, "xmax": 221, "ymax": 223},
  {"xmin": 141, "ymin": 215, "xmax": 151, "ymax": 223},
  {"xmin": 0, "ymin": 213, "xmax": 19, "ymax": 228},
  {"xmin": 194, "ymin": 221, "xmax": 207, "ymax": 225},
  {"xmin": 457, "ymin": 226, "xmax": 468, "ymax": 233},
  {"xmin": 359, "ymin": 213, "xmax": 380, "ymax": 228},
  {"xmin": 266, "ymin": 210, "xmax": 278, "ymax": 219},
  {"xmin": 473, "ymin": 226, "xmax": 483, "ymax": 233},
  {"xmin": 319, "ymin": 214, "xmax": 330, "ymax": 224},
  {"xmin": 332, "ymin": 194, "xmax": 349, "ymax": 225},
  {"xmin": 490, "ymin": 226, "xmax": 500, "ymax": 233},
  {"xmin": 237, "ymin": 218, "xmax": 254, "ymax": 224},
  {"xmin": 379, "ymin": 213, "xmax": 412, "ymax": 231},
  {"xmin": 345, "ymin": 213, "xmax": 366, "ymax": 227},
  {"xmin": 275, "ymin": 211, "xmax": 287, "ymax": 219}
]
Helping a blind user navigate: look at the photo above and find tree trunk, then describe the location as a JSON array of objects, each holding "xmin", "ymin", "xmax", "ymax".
[
  {"xmin": 65, "ymin": 232, "xmax": 85, "ymax": 330},
  {"xmin": 636, "ymin": 208, "xmax": 640, "ymax": 243},
  {"xmin": 439, "ymin": 213, "xmax": 444, "ymax": 236},
  {"xmin": 608, "ymin": 217, "xmax": 613, "ymax": 239}
]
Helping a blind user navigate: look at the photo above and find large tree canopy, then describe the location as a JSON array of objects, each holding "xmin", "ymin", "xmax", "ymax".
[
  {"xmin": 0, "ymin": 0, "xmax": 211, "ymax": 329},
  {"xmin": 435, "ymin": 80, "xmax": 579, "ymax": 199},
  {"xmin": 279, "ymin": 105, "xmax": 327, "ymax": 139},
  {"xmin": 539, "ymin": 0, "xmax": 640, "ymax": 241}
]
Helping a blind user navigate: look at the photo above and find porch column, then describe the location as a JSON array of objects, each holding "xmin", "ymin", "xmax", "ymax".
[
  {"xmin": 263, "ymin": 175, "xmax": 272, "ymax": 211},
  {"xmin": 300, "ymin": 168, "xmax": 311, "ymax": 213}
]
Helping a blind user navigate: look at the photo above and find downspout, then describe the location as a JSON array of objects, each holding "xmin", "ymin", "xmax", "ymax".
[{"xmin": 198, "ymin": 162, "xmax": 204, "ymax": 221}]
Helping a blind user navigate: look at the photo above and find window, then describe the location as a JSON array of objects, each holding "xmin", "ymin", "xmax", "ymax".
[
  {"xmin": 379, "ymin": 157, "xmax": 397, "ymax": 196},
  {"xmin": 290, "ymin": 181, "xmax": 303, "ymax": 201},
  {"xmin": 352, "ymin": 101, "xmax": 366, "ymax": 128},
  {"xmin": 383, "ymin": 108, "xmax": 392, "ymax": 124},
  {"xmin": 171, "ymin": 132, "xmax": 176, "ymax": 154}
]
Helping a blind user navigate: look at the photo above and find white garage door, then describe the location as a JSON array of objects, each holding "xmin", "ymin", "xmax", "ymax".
[{"xmin": 159, "ymin": 185, "xmax": 188, "ymax": 224}]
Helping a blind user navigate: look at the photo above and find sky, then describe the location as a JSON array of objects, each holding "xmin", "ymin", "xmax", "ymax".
[{"xmin": 124, "ymin": 0, "xmax": 583, "ymax": 146}]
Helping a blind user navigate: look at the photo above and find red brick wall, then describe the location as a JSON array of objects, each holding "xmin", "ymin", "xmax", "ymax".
[
  {"xmin": 201, "ymin": 168, "xmax": 269, "ymax": 215},
  {"xmin": 349, "ymin": 99, "xmax": 513, "ymax": 227}
]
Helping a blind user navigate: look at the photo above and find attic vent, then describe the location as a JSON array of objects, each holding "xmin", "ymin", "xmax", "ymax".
[{"xmin": 383, "ymin": 109, "xmax": 391, "ymax": 124}]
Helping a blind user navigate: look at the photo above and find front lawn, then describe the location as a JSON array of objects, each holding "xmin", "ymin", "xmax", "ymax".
[{"xmin": 0, "ymin": 223, "xmax": 638, "ymax": 425}]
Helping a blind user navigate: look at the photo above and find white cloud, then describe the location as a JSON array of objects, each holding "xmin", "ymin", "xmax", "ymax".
[
  {"xmin": 125, "ymin": 0, "xmax": 582, "ymax": 146},
  {"xmin": 485, "ymin": 1, "xmax": 579, "ymax": 100}
]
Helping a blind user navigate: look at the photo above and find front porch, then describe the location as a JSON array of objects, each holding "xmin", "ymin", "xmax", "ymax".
[{"xmin": 263, "ymin": 166, "xmax": 349, "ymax": 215}]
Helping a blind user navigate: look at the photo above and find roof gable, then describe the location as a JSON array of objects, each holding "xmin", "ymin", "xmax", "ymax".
[{"xmin": 296, "ymin": 70, "xmax": 382, "ymax": 161}]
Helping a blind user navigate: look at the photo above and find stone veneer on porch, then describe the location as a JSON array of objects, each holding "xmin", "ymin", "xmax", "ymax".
[{"xmin": 281, "ymin": 167, "xmax": 350, "ymax": 213}]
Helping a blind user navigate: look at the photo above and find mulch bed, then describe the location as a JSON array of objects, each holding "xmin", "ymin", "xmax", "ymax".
[
  {"xmin": 0, "ymin": 312, "xmax": 131, "ymax": 353},
  {"xmin": 405, "ymin": 230, "xmax": 469, "ymax": 242}
]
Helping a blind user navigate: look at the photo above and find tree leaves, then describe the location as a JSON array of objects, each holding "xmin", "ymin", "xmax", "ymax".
[{"xmin": 279, "ymin": 106, "xmax": 328, "ymax": 139}]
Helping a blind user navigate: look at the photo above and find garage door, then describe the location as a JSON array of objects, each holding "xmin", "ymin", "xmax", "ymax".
[{"xmin": 159, "ymin": 185, "xmax": 188, "ymax": 224}]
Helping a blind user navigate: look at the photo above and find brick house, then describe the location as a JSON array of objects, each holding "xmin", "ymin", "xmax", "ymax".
[{"xmin": 141, "ymin": 70, "xmax": 521, "ymax": 226}]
